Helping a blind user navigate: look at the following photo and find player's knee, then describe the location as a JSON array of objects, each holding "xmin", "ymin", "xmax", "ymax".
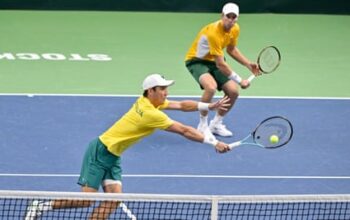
[
  {"xmin": 91, "ymin": 201, "xmax": 119, "ymax": 219},
  {"xmin": 226, "ymin": 90, "xmax": 239, "ymax": 100},
  {"xmin": 232, "ymin": 91, "xmax": 239, "ymax": 99},
  {"xmin": 204, "ymin": 86, "xmax": 217, "ymax": 96}
]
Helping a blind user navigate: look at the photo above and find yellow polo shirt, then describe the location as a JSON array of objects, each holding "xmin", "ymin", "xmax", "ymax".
[
  {"xmin": 99, "ymin": 96, "xmax": 173, "ymax": 156},
  {"xmin": 185, "ymin": 20, "xmax": 240, "ymax": 62}
]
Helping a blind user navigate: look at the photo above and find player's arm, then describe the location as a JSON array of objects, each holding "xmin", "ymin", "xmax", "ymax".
[
  {"xmin": 166, "ymin": 96, "xmax": 230, "ymax": 112},
  {"xmin": 226, "ymin": 45, "xmax": 259, "ymax": 75},
  {"xmin": 207, "ymin": 34, "xmax": 249, "ymax": 88},
  {"xmin": 165, "ymin": 121, "xmax": 230, "ymax": 153},
  {"xmin": 214, "ymin": 55, "xmax": 250, "ymax": 89}
]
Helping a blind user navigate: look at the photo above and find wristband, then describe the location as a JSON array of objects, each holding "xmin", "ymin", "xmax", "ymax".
[
  {"xmin": 203, "ymin": 135, "xmax": 219, "ymax": 146},
  {"xmin": 197, "ymin": 102, "xmax": 210, "ymax": 111},
  {"xmin": 228, "ymin": 71, "xmax": 242, "ymax": 84}
]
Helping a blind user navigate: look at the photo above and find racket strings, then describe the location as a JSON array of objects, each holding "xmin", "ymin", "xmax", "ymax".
[
  {"xmin": 254, "ymin": 117, "xmax": 293, "ymax": 148},
  {"xmin": 259, "ymin": 47, "xmax": 281, "ymax": 73}
]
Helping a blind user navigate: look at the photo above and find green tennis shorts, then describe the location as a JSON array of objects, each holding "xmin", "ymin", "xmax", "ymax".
[
  {"xmin": 78, "ymin": 138, "xmax": 122, "ymax": 190},
  {"xmin": 185, "ymin": 59, "xmax": 230, "ymax": 91}
]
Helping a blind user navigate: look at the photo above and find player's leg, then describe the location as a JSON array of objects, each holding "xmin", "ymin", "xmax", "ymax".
[
  {"xmin": 89, "ymin": 182, "xmax": 122, "ymax": 220},
  {"xmin": 89, "ymin": 149, "xmax": 123, "ymax": 220},
  {"xmin": 24, "ymin": 184, "xmax": 98, "ymax": 220},
  {"xmin": 209, "ymin": 70, "xmax": 239, "ymax": 137},
  {"xmin": 25, "ymin": 138, "xmax": 106, "ymax": 220},
  {"xmin": 57, "ymin": 138, "xmax": 105, "ymax": 208},
  {"xmin": 186, "ymin": 60, "xmax": 216, "ymax": 137},
  {"xmin": 196, "ymin": 73, "xmax": 219, "ymax": 139},
  {"xmin": 51, "ymin": 186, "xmax": 97, "ymax": 209},
  {"xmin": 199, "ymin": 73, "xmax": 218, "ymax": 115},
  {"xmin": 217, "ymin": 79, "xmax": 239, "ymax": 116}
]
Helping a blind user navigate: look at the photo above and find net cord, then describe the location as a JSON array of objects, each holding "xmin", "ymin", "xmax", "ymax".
[{"xmin": 1, "ymin": 190, "xmax": 350, "ymax": 203}]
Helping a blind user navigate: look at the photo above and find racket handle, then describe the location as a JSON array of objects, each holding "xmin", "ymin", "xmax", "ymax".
[
  {"xmin": 229, "ymin": 141, "xmax": 241, "ymax": 150},
  {"xmin": 248, "ymin": 75, "xmax": 256, "ymax": 82}
]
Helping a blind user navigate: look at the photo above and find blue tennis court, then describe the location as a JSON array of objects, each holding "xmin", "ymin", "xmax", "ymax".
[{"xmin": 1, "ymin": 95, "xmax": 349, "ymax": 195}]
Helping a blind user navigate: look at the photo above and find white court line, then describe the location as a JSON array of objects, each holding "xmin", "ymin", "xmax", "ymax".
[
  {"xmin": 0, "ymin": 93, "xmax": 349, "ymax": 100},
  {"xmin": 0, "ymin": 173, "xmax": 350, "ymax": 179}
]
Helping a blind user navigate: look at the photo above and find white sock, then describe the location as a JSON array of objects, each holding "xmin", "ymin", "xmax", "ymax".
[
  {"xmin": 212, "ymin": 113, "xmax": 224, "ymax": 124},
  {"xmin": 199, "ymin": 114, "xmax": 208, "ymax": 124}
]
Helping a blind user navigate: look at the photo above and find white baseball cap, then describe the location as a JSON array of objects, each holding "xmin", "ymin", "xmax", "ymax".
[
  {"xmin": 142, "ymin": 74, "xmax": 175, "ymax": 90},
  {"xmin": 222, "ymin": 3, "xmax": 239, "ymax": 17}
]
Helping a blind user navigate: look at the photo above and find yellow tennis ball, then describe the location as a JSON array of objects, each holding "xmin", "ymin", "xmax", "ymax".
[{"xmin": 270, "ymin": 135, "xmax": 279, "ymax": 144}]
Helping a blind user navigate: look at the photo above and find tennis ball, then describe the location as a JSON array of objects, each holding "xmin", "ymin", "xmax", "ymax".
[{"xmin": 270, "ymin": 135, "xmax": 279, "ymax": 144}]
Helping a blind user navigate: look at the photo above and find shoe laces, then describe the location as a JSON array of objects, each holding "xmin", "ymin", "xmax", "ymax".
[{"xmin": 214, "ymin": 121, "xmax": 227, "ymax": 130}]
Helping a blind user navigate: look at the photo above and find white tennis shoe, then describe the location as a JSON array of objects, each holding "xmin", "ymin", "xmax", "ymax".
[
  {"xmin": 209, "ymin": 120, "xmax": 233, "ymax": 137},
  {"xmin": 25, "ymin": 200, "xmax": 43, "ymax": 220}
]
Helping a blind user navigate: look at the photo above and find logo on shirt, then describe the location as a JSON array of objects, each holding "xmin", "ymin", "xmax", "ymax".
[{"xmin": 135, "ymin": 102, "xmax": 143, "ymax": 117}]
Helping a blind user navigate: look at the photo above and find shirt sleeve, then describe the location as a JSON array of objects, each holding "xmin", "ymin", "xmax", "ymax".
[
  {"xmin": 144, "ymin": 109, "xmax": 174, "ymax": 130},
  {"xmin": 229, "ymin": 24, "xmax": 240, "ymax": 46},
  {"xmin": 158, "ymin": 99, "xmax": 169, "ymax": 110}
]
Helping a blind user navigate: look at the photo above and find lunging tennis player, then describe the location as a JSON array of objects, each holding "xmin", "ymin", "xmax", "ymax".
[{"xmin": 25, "ymin": 73, "xmax": 231, "ymax": 220}]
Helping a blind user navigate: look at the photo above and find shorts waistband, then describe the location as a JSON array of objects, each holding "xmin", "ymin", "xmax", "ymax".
[{"xmin": 96, "ymin": 138, "xmax": 120, "ymax": 159}]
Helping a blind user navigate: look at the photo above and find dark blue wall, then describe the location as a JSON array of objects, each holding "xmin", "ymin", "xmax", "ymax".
[{"xmin": 0, "ymin": 0, "xmax": 349, "ymax": 14}]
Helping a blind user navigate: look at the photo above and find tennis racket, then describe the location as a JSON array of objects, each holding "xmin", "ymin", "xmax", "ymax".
[
  {"xmin": 248, "ymin": 46, "xmax": 281, "ymax": 82},
  {"xmin": 229, "ymin": 116, "xmax": 293, "ymax": 150}
]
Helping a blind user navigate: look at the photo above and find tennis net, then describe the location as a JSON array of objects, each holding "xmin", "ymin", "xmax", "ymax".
[{"xmin": 0, "ymin": 190, "xmax": 349, "ymax": 220}]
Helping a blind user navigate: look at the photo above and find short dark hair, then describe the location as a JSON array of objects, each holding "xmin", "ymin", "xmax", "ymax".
[{"xmin": 143, "ymin": 87, "xmax": 157, "ymax": 97}]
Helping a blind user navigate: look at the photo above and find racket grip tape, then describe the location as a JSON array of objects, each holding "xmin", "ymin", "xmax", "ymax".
[
  {"xmin": 248, "ymin": 75, "xmax": 256, "ymax": 82},
  {"xmin": 229, "ymin": 141, "xmax": 241, "ymax": 149}
]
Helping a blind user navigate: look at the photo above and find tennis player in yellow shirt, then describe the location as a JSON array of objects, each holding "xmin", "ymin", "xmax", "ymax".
[
  {"xmin": 25, "ymin": 73, "xmax": 231, "ymax": 220},
  {"xmin": 185, "ymin": 2, "xmax": 260, "ymax": 137}
]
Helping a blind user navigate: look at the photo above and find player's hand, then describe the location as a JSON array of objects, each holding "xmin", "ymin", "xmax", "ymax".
[
  {"xmin": 208, "ymin": 96, "xmax": 231, "ymax": 111},
  {"xmin": 247, "ymin": 62, "xmax": 260, "ymax": 76},
  {"xmin": 215, "ymin": 141, "xmax": 230, "ymax": 153},
  {"xmin": 240, "ymin": 79, "xmax": 250, "ymax": 89}
]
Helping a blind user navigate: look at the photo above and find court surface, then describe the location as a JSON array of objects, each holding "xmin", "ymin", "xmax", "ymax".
[
  {"xmin": 0, "ymin": 95, "xmax": 349, "ymax": 195},
  {"xmin": 0, "ymin": 10, "xmax": 349, "ymax": 196}
]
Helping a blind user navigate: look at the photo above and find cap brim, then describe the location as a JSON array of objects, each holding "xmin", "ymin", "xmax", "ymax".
[
  {"xmin": 160, "ymin": 80, "xmax": 175, "ymax": 87},
  {"xmin": 224, "ymin": 12, "xmax": 239, "ymax": 16}
]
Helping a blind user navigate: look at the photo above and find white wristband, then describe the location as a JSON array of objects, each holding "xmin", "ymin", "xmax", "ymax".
[
  {"xmin": 228, "ymin": 71, "xmax": 242, "ymax": 84},
  {"xmin": 197, "ymin": 102, "xmax": 210, "ymax": 111},
  {"xmin": 203, "ymin": 135, "xmax": 218, "ymax": 147}
]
